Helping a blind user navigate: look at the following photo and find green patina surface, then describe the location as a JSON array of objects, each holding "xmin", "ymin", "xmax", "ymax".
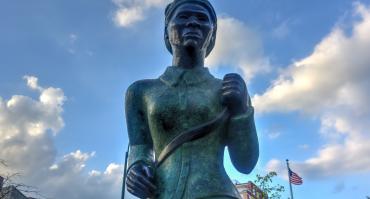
[{"xmin": 125, "ymin": 66, "xmax": 259, "ymax": 199}]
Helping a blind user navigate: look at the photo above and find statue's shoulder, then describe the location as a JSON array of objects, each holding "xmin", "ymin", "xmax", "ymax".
[
  {"xmin": 210, "ymin": 76, "xmax": 223, "ymax": 87},
  {"xmin": 126, "ymin": 79, "xmax": 162, "ymax": 97},
  {"xmin": 213, "ymin": 77, "xmax": 223, "ymax": 83}
]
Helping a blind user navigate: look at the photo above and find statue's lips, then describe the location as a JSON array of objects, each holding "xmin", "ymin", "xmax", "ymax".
[
  {"xmin": 183, "ymin": 32, "xmax": 202, "ymax": 39},
  {"xmin": 183, "ymin": 29, "xmax": 202, "ymax": 39}
]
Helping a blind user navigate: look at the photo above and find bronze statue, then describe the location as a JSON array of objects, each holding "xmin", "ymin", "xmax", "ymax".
[{"xmin": 124, "ymin": 0, "xmax": 259, "ymax": 198}]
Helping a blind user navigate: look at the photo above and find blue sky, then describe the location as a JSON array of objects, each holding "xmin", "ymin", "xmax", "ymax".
[{"xmin": 1, "ymin": 0, "xmax": 370, "ymax": 198}]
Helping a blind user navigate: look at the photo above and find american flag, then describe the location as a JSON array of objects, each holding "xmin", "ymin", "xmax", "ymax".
[{"xmin": 289, "ymin": 168, "xmax": 303, "ymax": 185}]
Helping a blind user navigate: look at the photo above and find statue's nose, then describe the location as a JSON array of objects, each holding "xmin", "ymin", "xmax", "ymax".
[{"xmin": 186, "ymin": 16, "xmax": 201, "ymax": 28}]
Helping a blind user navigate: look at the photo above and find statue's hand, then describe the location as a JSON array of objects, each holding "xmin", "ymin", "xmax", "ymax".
[
  {"xmin": 221, "ymin": 73, "xmax": 249, "ymax": 116},
  {"xmin": 126, "ymin": 162, "xmax": 156, "ymax": 199}
]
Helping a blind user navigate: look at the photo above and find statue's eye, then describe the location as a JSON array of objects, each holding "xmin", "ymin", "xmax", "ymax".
[
  {"xmin": 198, "ymin": 16, "xmax": 207, "ymax": 21},
  {"xmin": 178, "ymin": 14, "xmax": 188, "ymax": 19}
]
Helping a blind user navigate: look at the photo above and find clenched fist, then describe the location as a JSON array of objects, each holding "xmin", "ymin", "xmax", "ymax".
[
  {"xmin": 126, "ymin": 162, "xmax": 156, "ymax": 198},
  {"xmin": 221, "ymin": 73, "xmax": 250, "ymax": 116}
]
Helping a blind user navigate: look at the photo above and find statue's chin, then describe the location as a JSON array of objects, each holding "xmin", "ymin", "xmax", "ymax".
[{"xmin": 184, "ymin": 40, "xmax": 201, "ymax": 55}]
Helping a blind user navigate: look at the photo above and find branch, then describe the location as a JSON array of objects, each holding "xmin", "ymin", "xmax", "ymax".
[
  {"xmin": 0, "ymin": 159, "xmax": 49, "ymax": 199},
  {"xmin": 253, "ymin": 171, "xmax": 285, "ymax": 199}
]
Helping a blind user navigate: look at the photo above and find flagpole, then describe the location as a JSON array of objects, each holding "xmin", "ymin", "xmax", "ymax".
[{"xmin": 286, "ymin": 159, "xmax": 294, "ymax": 199}]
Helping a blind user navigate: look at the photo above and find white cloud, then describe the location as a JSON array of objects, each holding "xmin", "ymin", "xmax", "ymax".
[
  {"xmin": 113, "ymin": 0, "xmax": 170, "ymax": 27},
  {"xmin": 1, "ymin": 76, "xmax": 65, "ymax": 139},
  {"xmin": 115, "ymin": 7, "xmax": 145, "ymax": 27},
  {"xmin": 267, "ymin": 131, "xmax": 281, "ymax": 140},
  {"xmin": 0, "ymin": 76, "xmax": 123, "ymax": 199},
  {"xmin": 69, "ymin": 34, "xmax": 78, "ymax": 44},
  {"xmin": 66, "ymin": 33, "xmax": 78, "ymax": 54},
  {"xmin": 40, "ymin": 150, "xmax": 123, "ymax": 199},
  {"xmin": 265, "ymin": 159, "xmax": 287, "ymax": 179},
  {"xmin": 206, "ymin": 17, "xmax": 271, "ymax": 80},
  {"xmin": 24, "ymin": 75, "xmax": 43, "ymax": 91},
  {"xmin": 259, "ymin": 3, "xmax": 370, "ymax": 179},
  {"xmin": 299, "ymin": 144, "xmax": 310, "ymax": 150},
  {"xmin": 272, "ymin": 20, "xmax": 292, "ymax": 39},
  {"xmin": 253, "ymin": 3, "xmax": 370, "ymax": 114}
]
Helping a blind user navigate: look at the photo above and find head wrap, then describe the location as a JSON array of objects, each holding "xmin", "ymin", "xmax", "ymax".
[{"xmin": 164, "ymin": 0, "xmax": 217, "ymax": 57}]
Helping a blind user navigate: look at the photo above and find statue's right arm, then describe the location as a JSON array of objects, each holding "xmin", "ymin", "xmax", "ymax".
[
  {"xmin": 125, "ymin": 81, "xmax": 154, "ymax": 168},
  {"xmin": 125, "ymin": 81, "xmax": 156, "ymax": 198}
]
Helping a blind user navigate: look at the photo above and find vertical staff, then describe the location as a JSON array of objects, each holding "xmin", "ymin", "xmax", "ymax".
[
  {"xmin": 121, "ymin": 144, "xmax": 129, "ymax": 199},
  {"xmin": 286, "ymin": 159, "xmax": 294, "ymax": 199}
]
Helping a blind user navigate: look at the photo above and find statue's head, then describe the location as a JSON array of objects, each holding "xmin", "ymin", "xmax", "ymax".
[{"xmin": 164, "ymin": 0, "xmax": 217, "ymax": 57}]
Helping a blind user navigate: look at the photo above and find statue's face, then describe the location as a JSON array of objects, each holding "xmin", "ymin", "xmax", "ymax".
[{"xmin": 167, "ymin": 3, "xmax": 215, "ymax": 54}]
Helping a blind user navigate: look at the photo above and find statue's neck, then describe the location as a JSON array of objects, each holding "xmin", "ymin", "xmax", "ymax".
[{"xmin": 172, "ymin": 47, "xmax": 205, "ymax": 69}]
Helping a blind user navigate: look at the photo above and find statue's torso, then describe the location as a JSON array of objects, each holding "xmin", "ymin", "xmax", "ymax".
[{"xmin": 138, "ymin": 67, "xmax": 240, "ymax": 199}]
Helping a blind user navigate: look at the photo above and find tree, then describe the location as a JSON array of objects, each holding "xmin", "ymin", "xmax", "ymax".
[
  {"xmin": 253, "ymin": 171, "xmax": 285, "ymax": 199},
  {"xmin": 0, "ymin": 159, "xmax": 46, "ymax": 199}
]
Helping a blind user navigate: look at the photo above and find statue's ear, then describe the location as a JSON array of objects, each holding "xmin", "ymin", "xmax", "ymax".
[{"xmin": 206, "ymin": 31, "xmax": 216, "ymax": 57}]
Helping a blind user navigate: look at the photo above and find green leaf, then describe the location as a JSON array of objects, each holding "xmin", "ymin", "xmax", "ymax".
[{"xmin": 252, "ymin": 171, "xmax": 285, "ymax": 199}]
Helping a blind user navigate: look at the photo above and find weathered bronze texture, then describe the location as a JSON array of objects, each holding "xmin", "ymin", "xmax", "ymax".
[{"xmin": 124, "ymin": 0, "xmax": 259, "ymax": 198}]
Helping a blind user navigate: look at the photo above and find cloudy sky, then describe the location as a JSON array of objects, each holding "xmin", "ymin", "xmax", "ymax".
[{"xmin": 1, "ymin": 0, "xmax": 370, "ymax": 198}]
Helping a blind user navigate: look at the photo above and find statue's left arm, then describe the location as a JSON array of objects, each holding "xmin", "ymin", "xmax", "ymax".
[
  {"xmin": 221, "ymin": 73, "xmax": 259, "ymax": 174},
  {"xmin": 226, "ymin": 99, "xmax": 259, "ymax": 174}
]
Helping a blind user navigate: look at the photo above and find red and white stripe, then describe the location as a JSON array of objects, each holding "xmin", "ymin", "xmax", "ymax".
[{"xmin": 289, "ymin": 169, "xmax": 303, "ymax": 185}]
